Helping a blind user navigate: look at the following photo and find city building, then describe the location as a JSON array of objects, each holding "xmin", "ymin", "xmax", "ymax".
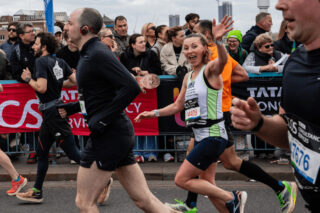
[
  {"xmin": 0, "ymin": 9, "xmax": 68, "ymax": 45},
  {"xmin": 257, "ymin": 0, "xmax": 270, "ymax": 12},
  {"xmin": 169, "ymin": 15, "xmax": 180, "ymax": 27},
  {"xmin": 218, "ymin": 1, "xmax": 232, "ymax": 23}
]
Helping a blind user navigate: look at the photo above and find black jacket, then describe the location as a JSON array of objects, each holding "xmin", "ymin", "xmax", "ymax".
[
  {"xmin": 120, "ymin": 48, "xmax": 162, "ymax": 76},
  {"xmin": 10, "ymin": 39, "xmax": 35, "ymax": 82},
  {"xmin": 274, "ymin": 34, "xmax": 300, "ymax": 54},
  {"xmin": 241, "ymin": 26, "xmax": 266, "ymax": 52},
  {"xmin": 76, "ymin": 37, "xmax": 141, "ymax": 130}
]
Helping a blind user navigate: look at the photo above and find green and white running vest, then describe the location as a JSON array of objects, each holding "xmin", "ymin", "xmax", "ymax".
[{"xmin": 185, "ymin": 65, "xmax": 227, "ymax": 142}]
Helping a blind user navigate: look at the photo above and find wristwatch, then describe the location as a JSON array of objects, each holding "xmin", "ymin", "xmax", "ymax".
[
  {"xmin": 215, "ymin": 40, "xmax": 224, "ymax": 46},
  {"xmin": 25, "ymin": 77, "xmax": 31, "ymax": 83},
  {"xmin": 153, "ymin": 110, "xmax": 160, "ymax": 117}
]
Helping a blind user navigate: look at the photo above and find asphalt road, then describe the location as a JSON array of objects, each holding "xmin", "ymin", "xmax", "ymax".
[{"xmin": 0, "ymin": 180, "xmax": 309, "ymax": 213}]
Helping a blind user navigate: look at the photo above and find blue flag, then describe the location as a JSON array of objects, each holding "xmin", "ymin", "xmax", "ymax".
[{"xmin": 43, "ymin": 0, "xmax": 54, "ymax": 34}]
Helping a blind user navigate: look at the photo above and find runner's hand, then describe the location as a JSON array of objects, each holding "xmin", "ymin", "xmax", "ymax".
[
  {"xmin": 134, "ymin": 111, "xmax": 156, "ymax": 123},
  {"xmin": 212, "ymin": 15, "xmax": 234, "ymax": 41},
  {"xmin": 230, "ymin": 97, "xmax": 262, "ymax": 131},
  {"xmin": 21, "ymin": 67, "xmax": 31, "ymax": 81}
]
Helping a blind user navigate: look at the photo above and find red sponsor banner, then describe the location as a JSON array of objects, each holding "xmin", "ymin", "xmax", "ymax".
[{"xmin": 0, "ymin": 83, "xmax": 158, "ymax": 136}]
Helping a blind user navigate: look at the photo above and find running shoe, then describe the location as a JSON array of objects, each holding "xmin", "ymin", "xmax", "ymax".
[
  {"xmin": 16, "ymin": 188, "xmax": 43, "ymax": 203},
  {"xmin": 165, "ymin": 199, "xmax": 197, "ymax": 213},
  {"xmin": 6, "ymin": 175, "xmax": 28, "ymax": 196},
  {"xmin": 97, "ymin": 177, "xmax": 113, "ymax": 205},
  {"xmin": 277, "ymin": 181, "xmax": 297, "ymax": 213},
  {"xmin": 225, "ymin": 191, "xmax": 247, "ymax": 213}
]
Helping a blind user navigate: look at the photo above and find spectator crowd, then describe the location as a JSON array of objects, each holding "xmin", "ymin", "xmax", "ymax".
[{"xmin": 0, "ymin": 11, "xmax": 295, "ymax": 163}]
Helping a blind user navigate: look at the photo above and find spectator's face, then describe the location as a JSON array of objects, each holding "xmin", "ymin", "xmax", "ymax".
[
  {"xmin": 172, "ymin": 30, "xmax": 185, "ymax": 47},
  {"xmin": 227, "ymin": 38, "xmax": 240, "ymax": 52},
  {"xmin": 158, "ymin": 26, "xmax": 168, "ymax": 42},
  {"xmin": 20, "ymin": 26, "xmax": 35, "ymax": 44},
  {"xmin": 192, "ymin": 23, "xmax": 200, "ymax": 34},
  {"xmin": 7, "ymin": 25, "xmax": 17, "ymax": 40},
  {"xmin": 100, "ymin": 30, "xmax": 115, "ymax": 49},
  {"xmin": 183, "ymin": 37, "xmax": 205, "ymax": 68},
  {"xmin": 32, "ymin": 37, "xmax": 43, "ymax": 57},
  {"xmin": 115, "ymin": 19, "xmax": 128, "ymax": 37},
  {"xmin": 64, "ymin": 10, "xmax": 82, "ymax": 47},
  {"xmin": 276, "ymin": 0, "xmax": 320, "ymax": 45},
  {"xmin": 55, "ymin": 32, "xmax": 62, "ymax": 44},
  {"xmin": 67, "ymin": 38, "xmax": 78, "ymax": 52},
  {"xmin": 258, "ymin": 42, "xmax": 274, "ymax": 55},
  {"xmin": 146, "ymin": 25, "xmax": 156, "ymax": 39},
  {"xmin": 188, "ymin": 17, "xmax": 199, "ymax": 30},
  {"xmin": 261, "ymin": 15, "xmax": 272, "ymax": 32},
  {"xmin": 132, "ymin": 36, "xmax": 146, "ymax": 54}
]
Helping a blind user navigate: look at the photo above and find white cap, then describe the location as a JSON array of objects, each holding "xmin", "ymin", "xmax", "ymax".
[{"xmin": 54, "ymin": 26, "xmax": 62, "ymax": 34}]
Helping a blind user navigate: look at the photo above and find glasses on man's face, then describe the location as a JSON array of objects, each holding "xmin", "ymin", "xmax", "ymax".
[
  {"xmin": 7, "ymin": 28, "xmax": 16, "ymax": 32},
  {"xmin": 263, "ymin": 44, "xmax": 274, "ymax": 49},
  {"xmin": 102, "ymin": 35, "xmax": 114, "ymax": 39},
  {"xmin": 24, "ymin": 29, "xmax": 35, "ymax": 34}
]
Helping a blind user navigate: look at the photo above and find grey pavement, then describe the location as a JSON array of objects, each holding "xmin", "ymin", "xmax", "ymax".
[{"xmin": 0, "ymin": 154, "xmax": 294, "ymax": 182}]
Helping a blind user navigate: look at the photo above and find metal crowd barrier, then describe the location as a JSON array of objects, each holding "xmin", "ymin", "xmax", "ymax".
[{"xmin": 1, "ymin": 132, "xmax": 279, "ymax": 163}]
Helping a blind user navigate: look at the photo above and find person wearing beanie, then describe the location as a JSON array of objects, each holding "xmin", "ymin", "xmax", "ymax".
[{"xmin": 226, "ymin": 30, "xmax": 248, "ymax": 65}]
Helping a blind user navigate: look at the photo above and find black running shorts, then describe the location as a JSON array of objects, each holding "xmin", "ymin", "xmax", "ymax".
[
  {"xmin": 186, "ymin": 136, "xmax": 228, "ymax": 171},
  {"xmin": 80, "ymin": 116, "xmax": 136, "ymax": 171}
]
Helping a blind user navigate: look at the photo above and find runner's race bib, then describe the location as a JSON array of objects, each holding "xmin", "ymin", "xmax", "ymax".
[
  {"xmin": 284, "ymin": 114, "xmax": 320, "ymax": 184},
  {"xmin": 185, "ymin": 81, "xmax": 201, "ymax": 127},
  {"xmin": 78, "ymin": 89, "xmax": 87, "ymax": 119}
]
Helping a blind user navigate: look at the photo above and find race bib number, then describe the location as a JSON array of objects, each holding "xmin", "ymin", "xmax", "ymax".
[
  {"xmin": 289, "ymin": 135, "xmax": 320, "ymax": 184},
  {"xmin": 78, "ymin": 90, "xmax": 87, "ymax": 117},
  {"xmin": 79, "ymin": 100, "xmax": 87, "ymax": 116},
  {"xmin": 185, "ymin": 106, "xmax": 201, "ymax": 121},
  {"xmin": 285, "ymin": 113, "xmax": 320, "ymax": 185}
]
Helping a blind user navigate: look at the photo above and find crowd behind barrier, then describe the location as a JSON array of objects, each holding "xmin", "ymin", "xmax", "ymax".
[{"xmin": 0, "ymin": 73, "xmax": 283, "ymax": 161}]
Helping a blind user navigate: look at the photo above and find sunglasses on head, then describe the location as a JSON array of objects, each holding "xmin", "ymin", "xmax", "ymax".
[
  {"xmin": 7, "ymin": 28, "xmax": 16, "ymax": 32},
  {"xmin": 263, "ymin": 44, "xmax": 274, "ymax": 49}
]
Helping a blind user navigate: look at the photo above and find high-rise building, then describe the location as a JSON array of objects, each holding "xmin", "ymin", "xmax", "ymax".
[
  {"xmin": 218, "ymin": 1, "xmax": 232, "ymax": 22},
  {"xmin": 257, "ymin": 0, "xmax": 270, "ymax": 12},
  {"xmin": 169, "ymin": 15, "xmax": 180, "ymax": 27}
]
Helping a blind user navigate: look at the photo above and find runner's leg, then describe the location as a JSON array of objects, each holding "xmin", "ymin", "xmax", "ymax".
[
  {"xmin": 116, "ymin": 163, "xmax": 174, "ymax": 213},
  {"xmin": 175, "ymin": 160, "xmax": 233, "ymax": 202},
  {"xmin": 59, "ymin": 135, "xmax": 81, "ymax": 163},
  {"xmin": 0, "ymin": 149, "xmax": 19, "ymax": 180},
  {"xmin": 75, "ymin": 163, "xmax": 113, "ymax": 213},
  {"xmin": 220, "ymin": 145, "xmax": 284, "ymax": 193}
]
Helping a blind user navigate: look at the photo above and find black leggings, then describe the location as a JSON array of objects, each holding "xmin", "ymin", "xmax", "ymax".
[{"xmin": 34, "ymin": 135, "xmax": 80, "ymax": 190}]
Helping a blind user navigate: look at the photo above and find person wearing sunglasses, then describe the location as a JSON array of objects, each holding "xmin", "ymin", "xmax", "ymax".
[
  {"xmin": 0, "ymin": 22, "xmax": 18, "ymax": 61},
  {"xmin": 98, "ymin": 28, "xmax": 118, "ymax": 53},
  {"xmin": 243, "ymin": 33, "xmax": 287, "ymax": 74},
  {"xmin": 141, "ymin": 23, "xmax": 157, "ymax": 49}
]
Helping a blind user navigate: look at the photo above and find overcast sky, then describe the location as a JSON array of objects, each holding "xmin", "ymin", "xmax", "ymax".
[{"xmin": 0, "ymin": 0, "xmax": 284, "ymax": 35}]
